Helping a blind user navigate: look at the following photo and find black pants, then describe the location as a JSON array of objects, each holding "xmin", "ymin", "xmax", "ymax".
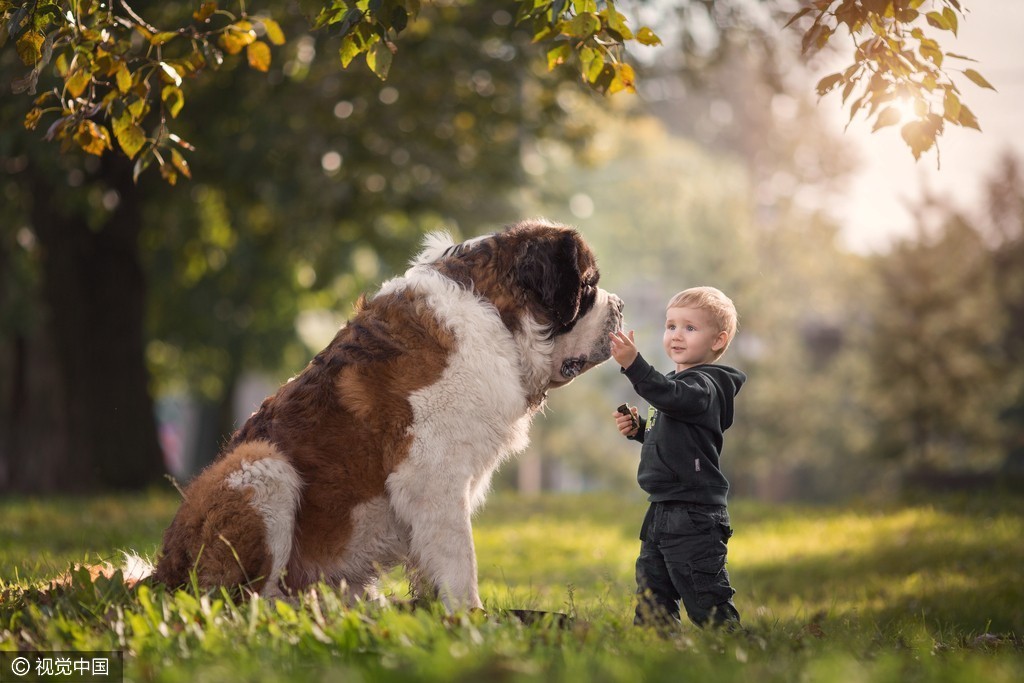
[{"xmin": 634, "ymin": 501, "xmax": 740, "ymax": 629}]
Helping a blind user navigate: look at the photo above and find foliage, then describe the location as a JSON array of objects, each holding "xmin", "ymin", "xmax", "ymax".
[
  {"xmin": 791, "ymin": 0, "xmax": 994, "ymax": 160},
  {"xmin": 0, "ymin": 0, "xmax": 659, "ymax": 181},
  {"xmin": 867, "ymin": 215, "xmax": 1009, "ymax": 468},
  {"xmin": 1, "ymin": 492, "xmax": 1022, "ymax": 681},
  {"xmin": 0, "ymin": 1, "xmax": 995, "ymax": 179}
]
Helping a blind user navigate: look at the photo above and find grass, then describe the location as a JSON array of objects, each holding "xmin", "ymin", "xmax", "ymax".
[{"xmin": 1, "ymin": 490, "xmax": 1022, "ymax": 682}]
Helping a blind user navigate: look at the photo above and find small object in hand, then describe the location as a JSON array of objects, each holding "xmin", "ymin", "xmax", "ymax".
[{"xmin": 617, "ymin": 403, "xmax": 639, "ymax": 431}]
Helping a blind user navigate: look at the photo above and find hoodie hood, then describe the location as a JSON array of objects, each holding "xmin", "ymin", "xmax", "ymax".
[{"xmin": 682, "ymin": 364, "xmax": 746, "ymax": 431}]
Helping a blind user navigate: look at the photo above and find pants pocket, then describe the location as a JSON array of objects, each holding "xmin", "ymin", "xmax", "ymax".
[{"xmin": 690, "ymin": 554, "xmax": 734, "ymax": 609}]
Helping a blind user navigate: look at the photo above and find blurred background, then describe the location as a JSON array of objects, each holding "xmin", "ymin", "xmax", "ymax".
[{"xmin": 2, "ymin": 0, "xmax": 1022, "ymax": 502}]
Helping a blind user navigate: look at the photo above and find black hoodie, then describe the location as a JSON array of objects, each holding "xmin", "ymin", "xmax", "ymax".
[{"xmin": 623, "ymin": 354, "xmax": 746, "ymax": 506}]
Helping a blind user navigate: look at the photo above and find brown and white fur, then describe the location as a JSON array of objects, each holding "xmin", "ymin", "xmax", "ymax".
[{"xmin": 152, "ymin": 219, "xmax": 623, "ymax": 610}]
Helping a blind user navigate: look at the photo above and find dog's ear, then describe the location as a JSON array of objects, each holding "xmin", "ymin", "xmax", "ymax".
[{"xmin": 516, "ymin": 231, "xmax": 583, "ymax": 327}]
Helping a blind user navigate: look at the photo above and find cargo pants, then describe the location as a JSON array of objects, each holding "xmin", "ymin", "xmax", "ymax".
[{"xmin": 634, "ymin": 501, "xmax": 740, "ymax": 629}]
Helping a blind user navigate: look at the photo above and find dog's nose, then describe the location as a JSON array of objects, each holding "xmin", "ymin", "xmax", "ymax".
[{"xmin": 612, "ymin": 295, "xmax": 625, "ymax": 313}]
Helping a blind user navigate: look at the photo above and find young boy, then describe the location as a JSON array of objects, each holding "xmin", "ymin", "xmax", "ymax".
[{"xmin": 609, "ymin": 286, "xmax": 745, "ymax": 630}]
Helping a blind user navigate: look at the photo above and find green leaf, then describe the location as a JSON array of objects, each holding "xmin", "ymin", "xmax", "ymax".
[
  {"xmin": 366, "ymin": 40, "xmax": 392, "ymax": 80},
  {"xmin": 963, "ymin": 68, "xmax": 996, "ymax": 91},
  {"xmin": 161, "ymin": 85, "xmax": 184, "ymax": 118}
]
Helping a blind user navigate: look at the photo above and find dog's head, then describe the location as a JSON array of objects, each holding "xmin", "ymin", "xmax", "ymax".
[
  {"xmin": 416, "ymin": 218, "xmax": 623, "ymax": 391},
  {"xmin": 506, "ymin": 220, "xmax": 623, "ymax": 388}
]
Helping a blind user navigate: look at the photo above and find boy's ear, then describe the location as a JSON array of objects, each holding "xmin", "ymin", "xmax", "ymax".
[{"xmin": 712, "ymin": 330, "xmax": 729, "ymax": 352}]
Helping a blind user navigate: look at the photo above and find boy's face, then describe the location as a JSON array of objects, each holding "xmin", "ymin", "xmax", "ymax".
[{"xmin": 663, "ymin": 306, "xmax": 729, "ymax": 371}]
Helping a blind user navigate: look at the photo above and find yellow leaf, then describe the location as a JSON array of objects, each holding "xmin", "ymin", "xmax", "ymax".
[
  {"xmin": 171, "ymin": 149, "xmax": 192, "ymax": 179},
  {"xmin": 546, "ymin": 44, "xmax": 571, "ymax": 71},
  {"xmin": 366, "ymin": 41, "xmax": 392, "ymax": 80},
  {"xmin": 151, "ymin": 32, "xmax": 178, "ymax": 46},
  {"xmin": 24, "ymin": 108, "xmax": 43, "ymax": 131},
  {"xmin": 75, "ymin": 120, "xmax": 112, "ymax": 156},
  {"xmin": 247, "ymin": 40, "xmax": 271, "ymax": 72},
  {"xmin": 128, "ymin": 97, "xmax": 148, "ymax": 120},
  {"xmin": 115, "ymin": 64, "xmax": 132, "ymax": 94},
  {"xmin": 16, "ymin": 31, "xmax": 45, "ymax": 66},
  {"xmin": 872, "ymin": 106, "xmax": 902, "ymax": 132},
  {"xmin": 963, "ymin": 68, "xmax": 996, "ymax": 91},
  {"xmin": 339, "ymin": 35, "xmax": 361, "ymax": 68},
  {"xmin": 608, "ymin": 63, "xmax": 636, "ymax": 94},
  {"xmin": 161, "ymin": 85, "xmax": 185, "ymax": 118},
  {"xmin": 260, "ymin": 18, "xmax": 286, "ymax": 46},
  {"xmin": 635, "ymin": 27, "xmax": 662, "ymax": 46},
  {"xmin": 159, "ymin": 61, "xmax": 183, "ymax": 87},
  {"xmin": 66, "ymin": 69, "xmax": 92, "ymax": 98},
  {"xmin": 220, "ymin": 22, "xmax": 256, "ymax": 55},
  {"xmin": 193, "ymin": 1, "xmax": 218, "ymax": 22},
  {"xmin": 117, "ymin": 124, "xmax": 147, "ymax": 159}
]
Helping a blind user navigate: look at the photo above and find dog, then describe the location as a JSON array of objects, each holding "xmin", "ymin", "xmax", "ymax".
[{"xmin": 152, "ymin": 218, "xmax": 623, "ymax": 610}]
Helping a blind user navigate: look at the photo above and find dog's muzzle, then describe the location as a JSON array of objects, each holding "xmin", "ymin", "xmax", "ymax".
[{"xmin": 561, "ymin": 357, "xmax": 587, "ymax": 379}]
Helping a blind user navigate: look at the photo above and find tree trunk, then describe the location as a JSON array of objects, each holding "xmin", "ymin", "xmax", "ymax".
[{"xmin": 8, "ymin": 155, "xmax": 165, "ymax": 492}]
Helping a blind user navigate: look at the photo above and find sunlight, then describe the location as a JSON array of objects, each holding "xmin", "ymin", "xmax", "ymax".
[{"xmin": 895, "ymin": 96, "xmax": 920, "ymax": 122}]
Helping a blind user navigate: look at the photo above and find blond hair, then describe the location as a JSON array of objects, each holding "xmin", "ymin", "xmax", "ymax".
[{"xmin": 667, "ymin": 286, "xmax": 738, "ymax": 360}]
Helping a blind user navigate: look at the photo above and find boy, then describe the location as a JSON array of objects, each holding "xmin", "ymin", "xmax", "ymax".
[{"xmin": 609, "ymin": 286, "xmax": 745, "ymax": 629}]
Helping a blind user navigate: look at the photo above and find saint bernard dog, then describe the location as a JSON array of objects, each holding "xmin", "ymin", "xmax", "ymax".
[{"xmin": 152, "ymin": 219, "xmax": 623, "ymax": 610}]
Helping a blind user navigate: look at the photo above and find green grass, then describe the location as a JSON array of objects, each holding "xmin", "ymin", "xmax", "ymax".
[{"xmin": 1, "ymin": 491, "xmax": 1022, "ymax": 682}]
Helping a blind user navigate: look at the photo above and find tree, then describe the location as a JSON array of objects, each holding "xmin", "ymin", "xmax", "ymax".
[
  {"xmin": 867, "ymin": 209, "xmax": 1008, "ymax": 470},
  {"xmin": 980, "ymin": 153, "xmax": 1024, "ymax": 474},
  {"xmin": 0, "ymin": 1, "xmax": 992, "ymax": 177},
  {"xmin": 0, "ymin": 1, "xmax": 996, "ymax": 494},
  {"xmin": 0, "ymin": 1, "xmax": 591, "ymax": 492}
]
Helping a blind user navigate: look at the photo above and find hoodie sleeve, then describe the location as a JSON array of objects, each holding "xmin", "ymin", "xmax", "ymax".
[{"xmin": 622, "ymin": 354, "xmax": 713, "ymax": 420}]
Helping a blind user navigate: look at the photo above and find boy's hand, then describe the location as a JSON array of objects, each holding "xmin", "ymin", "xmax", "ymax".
[
  {"xmin": 609, "ymin": 329, "xmax": 638, "ymax": 370},
  {"xmin": 612, "ymin": 406, "xmax": 640, "ymax": 438}
]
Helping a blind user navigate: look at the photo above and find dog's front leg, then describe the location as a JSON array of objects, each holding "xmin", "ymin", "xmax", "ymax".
[{"xmin": 388, "ymin": 472, "xmax": 482, "ymax": 612}]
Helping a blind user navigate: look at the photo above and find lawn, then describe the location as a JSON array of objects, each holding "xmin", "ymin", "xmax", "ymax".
[{"xmin": 1, "ymin": 490, "xmax": 1022, "ymax": 682}]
